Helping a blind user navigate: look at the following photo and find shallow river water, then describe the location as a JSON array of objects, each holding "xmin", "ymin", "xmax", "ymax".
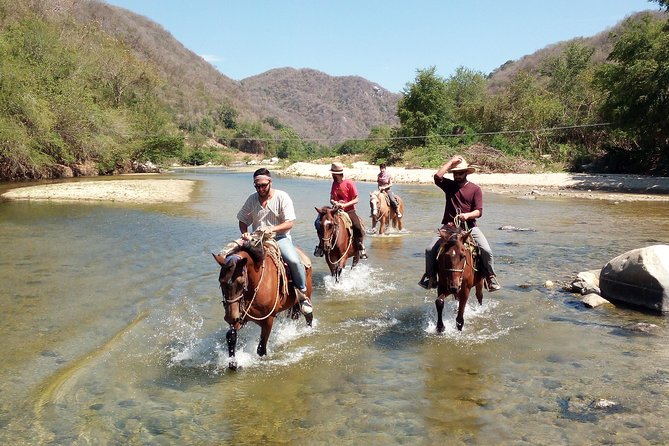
[{"xmin": 1, "ymin": 169, "xmax": 669, "ymax": 445}]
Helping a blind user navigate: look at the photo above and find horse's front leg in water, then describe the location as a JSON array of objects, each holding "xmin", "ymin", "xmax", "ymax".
[
  {"xmin": 456, "ymin": 290, "xmax": 468, "ymax": 331},
  {"xmin": 435, "ymin": 296, "xmax": 445, "ymax": 333},
  {"xmin": 226, "ymin": 326, "xmax": 238, "ymax": 370},
  {"xmin": 257, "ymin": 317, "xmax": 274, "ymax": 357}
]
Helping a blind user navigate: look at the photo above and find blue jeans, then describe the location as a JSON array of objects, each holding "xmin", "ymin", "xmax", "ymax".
[{"xmin": 276, "ymin": 235, "xmax": 307, "ymax": 291}]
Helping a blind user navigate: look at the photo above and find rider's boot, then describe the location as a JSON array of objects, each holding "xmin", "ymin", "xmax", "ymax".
[
  {"xmin": 418, "ymin": 273, "xmax": 436, "ymax": 289},
  {"xmin": 313, "ymin": 243, "xmax": 324, "ymax": 257},
  {"xmin": 295, "ymin": 288, "xmax": 313, "ymax": 314},
  {"xmin": 487, "ymin": 275, "xmax": 501, "ymax": 291}
]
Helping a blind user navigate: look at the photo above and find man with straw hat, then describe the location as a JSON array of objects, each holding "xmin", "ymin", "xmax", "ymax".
[
  {"xmin": 314, "ymin": 161, "xmax": 368, "ymax": 259},
  {"xmin": 418, "ymin": 155, "xmax": 501, "ymax": 291}
]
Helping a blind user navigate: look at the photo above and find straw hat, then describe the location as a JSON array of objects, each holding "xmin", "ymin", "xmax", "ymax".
[
  {"xmin": 329, "ymin": 162, "xmax": 345, "ymax": 174},
  {"xmin": 447, "ymin": 160, "xmax": 476, "ymax": 174}
]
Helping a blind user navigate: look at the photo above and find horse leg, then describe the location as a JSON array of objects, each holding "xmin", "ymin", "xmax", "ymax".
[
  {"xmin": 257, "ymin": 317, "xmax": 274, "ymax": 357},
  {"xmin": 226, "ymin": 325, "xmax": 238, "ymax": 370},
  {"xmin": 456, "ymin": 288, "xmax": 471, "ymax": 331},
  {"xmin": 435, "ymin": 295, "xmax": 445, "ymax": 333},
  {"xmin": 476, "ymin": 277, "xmax": 484, "ymax": 305}
]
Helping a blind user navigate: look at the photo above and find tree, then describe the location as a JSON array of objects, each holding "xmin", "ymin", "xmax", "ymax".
[
  {"xmin": 595, "ymin": 14, "xmax": 669, "ymax": 147},
  {"xmin": 445, "ymin": 66, "xmax": 487, "ymax": 128},
  {"xmin": 594, "ymin": 13, "xmax": 669, "ymax": 173},
  {"xmin": 396, "ymin": 67, "xmax": 451, "ymax": 147}
]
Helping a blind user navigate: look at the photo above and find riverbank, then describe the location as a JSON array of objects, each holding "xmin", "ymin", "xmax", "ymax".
[
  {"xmin": 1, "ymin": 179, "xmax": 195, "ymax": 203},
  {"xmin": 2, "ymin": 162, "xmax": 669, "ymax": 203},
  {"xmin": 284, "ymin": 162, "xmax": 669, "ymax": 202}
]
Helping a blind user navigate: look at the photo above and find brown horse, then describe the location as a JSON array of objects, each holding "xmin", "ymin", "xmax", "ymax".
[
  {"xmin": 369, "ymin": 190, "xmax": 404, "ymax": 235},
  {"xmin": 315, "ymin": 206, "xmax": 359, "ymax": 281},
  {"xmin": 213, "ymin": 234, "xmax": 313, "ymax": 370},
  {"xmin": 435, "ymin": 226, "xmax": 485, "ymax": 332}
]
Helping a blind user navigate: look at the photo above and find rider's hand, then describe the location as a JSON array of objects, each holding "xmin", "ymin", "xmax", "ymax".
[
  {"xmin": 241, "ymin": 232, "xmax": 251, "ymax": 240},
  {"xmin": 450, "ymin": 155, "xmax": 465, "ymax": 167}
]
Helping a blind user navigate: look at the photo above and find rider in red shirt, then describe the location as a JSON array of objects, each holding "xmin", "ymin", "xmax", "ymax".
[{"xmin": 314, "ymin": 162, "xmax": 368, "ymax": 259}]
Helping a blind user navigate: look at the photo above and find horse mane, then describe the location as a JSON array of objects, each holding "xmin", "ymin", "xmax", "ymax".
[
  {"xmin": 438, "ymin": 225, "xmax": 461, "ymax": 244},
  {"xmin": 240, "ymin": 240, "xmax": 265, "ymax": 264}
]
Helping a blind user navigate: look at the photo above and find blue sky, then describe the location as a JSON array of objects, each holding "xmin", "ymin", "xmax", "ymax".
[{"xmin": 104, "ymin": 0, "xmax": 657, "ymax": 93}]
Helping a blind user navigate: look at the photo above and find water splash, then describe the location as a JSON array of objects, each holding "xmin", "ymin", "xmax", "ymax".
[
  {"xmin": 322, "ymin": 264, "xmax": 397, "ymax": 296},
  {"xmin": 422, "ymin": 298, "xmax": 511, "ymax": 344}
]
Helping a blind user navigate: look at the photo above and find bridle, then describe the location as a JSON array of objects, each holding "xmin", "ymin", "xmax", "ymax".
[
  {"xmin": 221, "ymin": 251, "xmax": 280, "ymax": 322},
  {"xmin": 321, "ymin": 210, "xmax": 352, "ymax": 265}
]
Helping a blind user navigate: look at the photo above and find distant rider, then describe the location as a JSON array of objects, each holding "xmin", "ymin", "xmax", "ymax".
[{"xmin": 377, "ymin": 163, "xmax": 401, "ymax": 218}]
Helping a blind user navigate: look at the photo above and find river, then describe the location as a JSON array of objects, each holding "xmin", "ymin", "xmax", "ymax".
[{"xmin": 1, "ymin": 169, "xmax": 668, "ymax": 445}]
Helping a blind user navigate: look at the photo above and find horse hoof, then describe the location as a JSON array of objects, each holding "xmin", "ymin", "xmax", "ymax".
[
  {"xmin": 228, "ymin": 360, "xmax": 238, "ymax": 371},
  {"xmin": 456, "ymin": 322, "xmax": 464, "ymax": 331},
  {"xmin": 436, "ymin": 324, "xmax": 445, "ymax": 333}
]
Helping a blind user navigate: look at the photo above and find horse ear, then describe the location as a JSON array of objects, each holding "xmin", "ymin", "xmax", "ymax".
[
  {"xmin": 238, "ymin": 257, "xmax": 248, "ymax": 268},
  {"xmin": 212, "ymin": 253, "xmax": 226, "ymax": 266},
  {"xmin": 315, "ymin": 206, "xmax": 326, "ymax": 215}
]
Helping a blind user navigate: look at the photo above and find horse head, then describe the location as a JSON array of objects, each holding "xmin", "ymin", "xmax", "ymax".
[
  {"xmin": 369, "ymin": 191, "xmax": 380, "ymax": 218},
  {"xmin": 439, "ymin": 228, "xmax": 473, "ymax": 295},
  {"xmin": 213, "ymin": 252, "xmax": 249, "ymax": 324},
  {"xmin": 315, "ymin": 206, "xmax": 338, "ymax": 252}
]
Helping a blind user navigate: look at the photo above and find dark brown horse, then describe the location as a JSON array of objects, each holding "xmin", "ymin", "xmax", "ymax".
[
  {"xmin": 435, "ymin": 226, "xmax": 485, "ymax": 332},
  {"xmin": 315, "ymin": 206, "xmax": 359, "ymax": 281},
  {"xmin": 369, "ymin": 190, "xmax": 404, "ymax": 235},
  {"xmin": 213, "ymin": 235, "xmax": 313, "ymax": 370}
]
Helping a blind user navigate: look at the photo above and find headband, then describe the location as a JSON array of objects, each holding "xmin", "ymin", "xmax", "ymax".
[{"xmin": 254, "ymin": 175, "xmax": 271, "ymax": 182}]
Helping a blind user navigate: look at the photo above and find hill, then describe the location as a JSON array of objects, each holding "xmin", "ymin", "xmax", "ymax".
[
  {"xmin": 487, "ymin": 10, "xmax": 666, "ymax": 92},
  {"xmin": 64, "ymin": 0, "xmax": 399, "ymax": 142},
  {"xmin": 241, "ymin": 68, "xmax": 400, "ymax": 143}
]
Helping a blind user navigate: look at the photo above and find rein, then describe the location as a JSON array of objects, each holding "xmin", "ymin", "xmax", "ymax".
[
  {"xmin": 324, "ymin": 211, "xmax": 353, "ymax": 265},
  {"xmin": 222, "ymin": 235, "xmax": 282, "ymax": 322}
]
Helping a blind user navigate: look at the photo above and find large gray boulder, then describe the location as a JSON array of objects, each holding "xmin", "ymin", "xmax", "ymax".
[{"xmin": 599, "ymin": 245, "xmax": 669, "ymax": 313}]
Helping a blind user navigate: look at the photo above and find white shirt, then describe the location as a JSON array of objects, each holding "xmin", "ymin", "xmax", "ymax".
[{"xmin": 236, "ymin": 189, "xmax": 296, "ymax": 236}]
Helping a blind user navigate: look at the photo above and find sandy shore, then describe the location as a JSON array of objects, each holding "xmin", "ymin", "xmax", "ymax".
[
  {"xmin": 285, "ymin": 162, "xmax": 669, "ymax": 202},
  {"xmin": 1, "ymin": 179, "xmax": 195, "ymax": 203},
  {"xmin": 2, "ymin": 162, "xmax": 668, "ymax": 203}
]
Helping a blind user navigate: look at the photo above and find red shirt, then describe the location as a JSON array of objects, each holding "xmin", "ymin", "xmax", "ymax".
[
  {"xmin": 330, "ymin": 179, "xmax": 358, "ymax": 212},
  {"xmin": 434, "ymin": 175, "xmax": 483, "ymax": 227}
]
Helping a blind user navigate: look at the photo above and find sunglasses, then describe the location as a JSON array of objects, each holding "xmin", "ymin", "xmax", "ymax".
[{"xmin": 254, "ymin": 182, "xmax": 270, "ymax": 189}]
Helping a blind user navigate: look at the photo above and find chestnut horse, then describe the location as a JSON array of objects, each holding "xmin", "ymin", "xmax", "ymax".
[
  {"xmin": 369, "ymin": 190, "xmax": 404, "ymax": 235},
  {"xmin": 213, "ymin": 234, "xmax": 313, "ymax": 370},
  {"xmin": 435, "ymin": 226, "xmax": 485, "ymax": 332},
  {"xmin": 315, "ymin": 206, "xmax": 359, "ymax": 281}
]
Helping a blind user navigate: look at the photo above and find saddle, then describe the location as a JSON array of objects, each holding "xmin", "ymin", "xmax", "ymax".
[
  {"xmin": 335, "ymin": 209, "xmax": 354, "ymax": 237},
  {"xmin": 218, "ymin": 231, "xmax": 311, "ymax": 293}
]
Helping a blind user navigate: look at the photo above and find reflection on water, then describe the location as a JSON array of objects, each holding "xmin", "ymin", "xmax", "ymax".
[{"xmin": 1, "ymin": 170, "xmax": 669, "ymax": 444}]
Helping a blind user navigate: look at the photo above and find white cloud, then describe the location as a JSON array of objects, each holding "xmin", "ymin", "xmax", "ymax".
[{"xmin": 199, "ymin": 54, "xmax": 223, "ymax": 63}]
